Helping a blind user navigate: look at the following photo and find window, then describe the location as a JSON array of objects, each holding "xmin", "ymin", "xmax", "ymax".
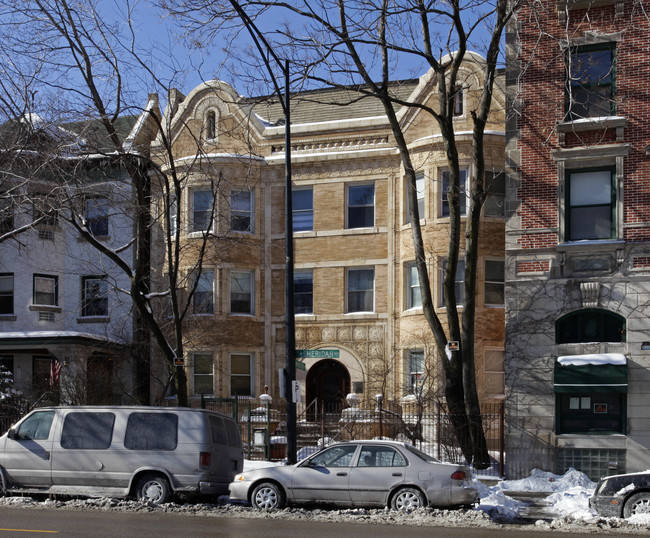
[
  {"xmin": 125, "ymin": 412, "xmax": 178, "ymax": 451},
  {"xmin": 440, "ymin": 169, "xmax": 467, "ymax": 217},
  {"xmin": 294, "ymin": 270, "xmax": 313, "ymax": 314},
  {"xmin": 230, "ymin": 189, "xmax": 253, "ymax": 233},
  {"xmin": 0, "ymin": 274, "xmax": 13, "ymax": 315},
  {"xmin": 168, "ymin": 195, "xmax": 178, "ymax": 237},
  {"xmin": 484, "ymin": 350, "xmax": 505, "ymax": 397},
  {"xmin": 33, "ymin": 195, "xmax": 57, "ymax": 227},
  {"xmin": 60, "ymin": 412, "xmax": 115, "ymax": 449},
  {"xmin": 439, "ymin": 260, "xmax": 465, "ymax": 306},
  {"xmin": 483, "ymin": 171, "xmax": 505, "ymax": 217},
  {"xmin": 358, "ymin": 445, "xmax": 406, "ymax": 467},
  {"xmin": 453, "ymin": 87, "xmax": 463, "ymax": 117},
  {"xmin": 309, "ymin": 444, "xmax": 357, "ymax": 468},
  {"xmin": 347, "ymin": 268, "xmax": 374, "ymax": 313},
  {"xmin": 484, "ymin": 260, "xmax": 505, "ymax": 306},
  {"xmin": 567, "ymin": 44, "xmax": 615, "ymax": 120},
  {"xmin": 405, "ymin": 263, "xmax": 422, "ymax": 309},
  {"xmin": 85, "ymin": 197, "xmax": 109, "ymax": 236},
  {"xmin": 406, "ymin": 173, "xmax": 425, "ymax": 223},
  {"xmin": 206, "ymin": 110, "xmax": 217, "ymax": 140},
  {"xmin": 230, "ymin": 270, "xmax": 254, "ymax": 314},
  {"xmin": 14, "ymin": 411, "xmax": 55, "ymax": 440},
  {"xmin": 32, "ymin": 356, "xmax": 51, "ymax": 391},
  {"xmin": 566, "ymin": 168, "xmax": 615, "ymax": 241},
  {"xmin": 0, "ymin": 356, "xmax": 13, "ymax": 375},
  {"xmin": 33, "ymin": 274, "xmax": 57, "ymax": 306},
  {"xmin": 0, "ymin": 198, "xmax": 13, "ymax": 233},
  {"xmin": 347, "ymin": 184, "xmax": 374, "ymax": 229},
  {"xmin": 407, "ymin": 350, "xmax": 424, "ymax": 394},
  {"xmin": 192, "ymin": 189, "xmax": 214, "ymax": 232},
  {"xmin": 556, "ymin": 309, "xmax": 625, "ymax": 344},
  {"xmin": 192, "ymin": 353, "xmax": 214, "ymax": 395},
  {"xmin": 82, "ymin": 276, "xmax": 108, "ymax": 317},
  {"xmin": 557, "ymin": 393, "xmax": 624, "ymax": 434},
  {"xmin": 231, "ymin": 353, "xmax": 253, "ymax": 397},
  {"xmin": 192, "ymin": 270, "xmax": 214, "ymax": 315},
  {"xmin": 292, "ymin": 187, "xmax": 313, "ymax": 231}
]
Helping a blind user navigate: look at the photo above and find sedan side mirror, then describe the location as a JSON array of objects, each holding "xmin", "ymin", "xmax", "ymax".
[{"xmin": 7, "ymin": 428, "xmax": 18, "ymax": 440}]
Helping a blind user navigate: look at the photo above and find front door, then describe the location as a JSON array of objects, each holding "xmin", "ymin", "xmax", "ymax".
[{"xmin": 306, "ymin": 359, "xmax": 350, "ymax": 416}]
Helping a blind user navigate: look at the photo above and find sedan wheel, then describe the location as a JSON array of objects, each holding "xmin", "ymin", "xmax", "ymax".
[
  {"xmin": 251, "ymin": 482, "xmax": 285, "ymax": 510},
  {"xmin": 623, "ymin": 492, "xmax": 650, "ymax": 518},
  {"xmin": 391, "ymin": 487, "xmax": 426, "ymax": 511}
]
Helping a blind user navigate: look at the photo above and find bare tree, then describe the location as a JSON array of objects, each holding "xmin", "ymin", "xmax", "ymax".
[
  {"xmin": 162, "ymin": 0, "xmax": 517, "ymax": 466},
  {"xmin": 0, "ymin": 0, "xmax": 244, "ymax": 406}
]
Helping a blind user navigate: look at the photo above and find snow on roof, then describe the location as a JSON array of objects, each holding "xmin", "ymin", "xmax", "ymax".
[{"xmin": 557, "ymin": 353, "xmax": 626, "ymax": 366}]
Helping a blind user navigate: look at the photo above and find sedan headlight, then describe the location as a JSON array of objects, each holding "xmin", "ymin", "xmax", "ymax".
[{"xmin": 234, "ymin": 474, "xmax": 246, "ymax": 481}]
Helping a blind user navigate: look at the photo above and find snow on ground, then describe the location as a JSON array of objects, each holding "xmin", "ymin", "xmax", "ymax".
[{"xmin": 2, "ymin": 461, "xmax": 650, "ymax": 534}]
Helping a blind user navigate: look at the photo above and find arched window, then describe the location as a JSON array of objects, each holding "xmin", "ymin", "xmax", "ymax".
[
  {"xmin": 555, "ymin": 308, "xmax": 625, "ymax": 344},
  {"xmin": 205, "ymin": 110, "xmax": 217, "ymax": 140}
]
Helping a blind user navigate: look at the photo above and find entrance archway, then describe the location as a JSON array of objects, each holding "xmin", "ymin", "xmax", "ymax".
[{"xmin": 306, "ymin": 359, "xmax": 350, "ymax": 417}]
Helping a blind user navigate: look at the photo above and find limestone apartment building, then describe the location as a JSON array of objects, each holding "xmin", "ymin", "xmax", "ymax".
[
  {"xmin": 505, "ymin": 0, "xmax": 650, "ymax": 479},
  {"xmin": 150, "ymin": 54, "xmax": 506, "ymax": 414}
]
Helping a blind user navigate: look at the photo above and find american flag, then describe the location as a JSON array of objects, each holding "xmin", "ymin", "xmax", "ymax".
[{"xmin": 50, "ymin": 358, "xmax": 62, "ymax": 387}]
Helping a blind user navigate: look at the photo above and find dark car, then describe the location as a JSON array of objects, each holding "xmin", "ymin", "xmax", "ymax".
[{"xmin": 590, "ymin": 472, "xmax": 650, "ymax": 518}]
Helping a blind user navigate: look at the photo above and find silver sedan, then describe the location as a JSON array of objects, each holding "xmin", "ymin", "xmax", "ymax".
[{"xmin": 229, "ymin": 440, "xmax": 478, "ymax": 510}]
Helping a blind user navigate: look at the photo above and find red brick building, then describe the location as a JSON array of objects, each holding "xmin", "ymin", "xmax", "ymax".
[{"xmin": 505, "ymin": 0, "xmax": 650, "ymax": 478}]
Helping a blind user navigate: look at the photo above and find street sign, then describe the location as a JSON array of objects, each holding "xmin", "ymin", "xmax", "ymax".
[
  {"xmin": 447, "ymin": 341, "xmax": 459, "ymax": 351},
  {"xmin": 292, "ymin": 380, "xmax": 301, "ymax": 403},
  {"xmin": 296, "ymin": 349, "xmax": 340, "ymax": 359},
  {"xmin": 296, "ymin": 361, "xmax": 306, "ymax": 371}
]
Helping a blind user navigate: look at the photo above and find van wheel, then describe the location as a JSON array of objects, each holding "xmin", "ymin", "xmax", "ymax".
[
  {"xmin": 623, "ymin": 492, "xmax": 650, "ymax": 518},
  {"xmin": 390, "ymin": 487, "xmax": 426, "ymax": 511},
  {"xmin": 251, "ymin": 481, "xmax": 285, "ymax": 510},
  {"xmin": 136, "ymin": 473, "xmax": 171, "ymax": 504}
]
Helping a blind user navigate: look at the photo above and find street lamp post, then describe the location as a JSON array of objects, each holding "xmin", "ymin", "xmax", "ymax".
[{"xmin": 228, "ymin": 1, "xmax": 297, "ymax": 464}]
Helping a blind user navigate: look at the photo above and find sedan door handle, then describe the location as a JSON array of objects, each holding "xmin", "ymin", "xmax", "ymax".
[
  {"xmin": 336, "ymin": 472, "xmax": 348, "ymax": 477},
  {"xmin": 392, "ymin": 473, "xmax": 402, "ymax": 477}
]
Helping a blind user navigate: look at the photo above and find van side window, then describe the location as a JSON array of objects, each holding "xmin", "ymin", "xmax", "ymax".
[
  {"xmin": 224, "ymin": 419, "xmax": 241, "ymax": 448},
  {"xmin": 61, "ymin": 412, "xmax": 115, "ymax": 449},
  {"xmin": 210, "ymin": 415, "xmax": 227, "ymax": 443},
  {"xmin": 15, "ymin": 411, "xmax": 55, "ymax": 440},
  {"xmin": 124, "ymin": 412, "xmax": 178, "ymax": 451}
]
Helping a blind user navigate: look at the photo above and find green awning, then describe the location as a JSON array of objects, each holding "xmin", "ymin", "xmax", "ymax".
[{"xmin": 554, "ymin": 354, "xmax": 627, "ymax": 393}]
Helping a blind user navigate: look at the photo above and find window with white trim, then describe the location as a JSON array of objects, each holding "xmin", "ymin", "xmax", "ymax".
[
  {"xmin": 192, "ymin": 270, "xmax": 214, "ymax": 315},
  {"xmin": 192, "ymin": 353, "xmax": 214, "ymax": 395},
  {"xmin": 230, "ymin": 270, "xmax": 254, "ymax": 315},
  {"xmin": 347, "ymin": 268, "xmax": 374, "ymax": 313},
  {"xmin": 405, "ymin": 173, "xmax": 425, "ymax": 224},
  {"xmin": 439, "ymin": 260, "xmax": 464, "ymax": 307},
  {"xmin": 440, "ymin": 168, "xmax": 467, "ymax": 217},
  {"xmin": 192, "ymin": 189, "xmax": 214, "ymax": 233},
  {"xmin": 346, "ymin": 184, "xmax": 374, "ymax": 229},
  {"xmin": 33, "ymin": 274, "xmax": 57, "ymax": 306},
  {"xmin": 405, "ymin": 263, "xmax": 422, "ymax": 309},
  {"xmin": 230, "ymin": 189, "xmax": 253, "ymax": 233},
  {"xmin": 407, "ymin": 350, "xmax": 424, "ymax": 394},
  {"xmin": 231, "ymin": 353, "xmax": 253, "ymax": 397}
]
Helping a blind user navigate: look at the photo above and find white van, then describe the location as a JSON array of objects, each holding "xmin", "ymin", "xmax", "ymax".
[{"xmin": 0, "ymin": 406, "xmax": 243, "ymax": 504}]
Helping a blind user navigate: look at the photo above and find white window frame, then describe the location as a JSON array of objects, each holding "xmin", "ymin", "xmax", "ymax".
[
  {"xmin": 407, "ymin": 350, "xmax": 424, "ymax": 395},
  {"xmin": 292, "ymin": 187, "xmax": 314, "ymax": 232},
  {"xmin": 346, "ymin": 183, "xmax": 375, "ymax": 229},
  {"xmin": 439, "ymin": 259, "xmax": 464, "ymax": 307},
  {"xmin": 230, "ymin": 352, "xmax": 254, "ymax": 397},
  {"xmin": 439, "ymin": 167, "xmax": 469, "ymax": 218},
  {"xmin": 33, "ymin": 274, "xmax": 58, "ymax": 306},
  {"xmin": 192, "ymin": 269, "xmax": 214, "ymax": 315},
  {"xmin": 230, "ymin": 189, "xmax": 254, "ymax": 233},
  {"xmin": 81, "ymin": 276, "xmax": 109, "ymax": 317},
  {"xmin": 230, "ymin": 270, "xmax": 255, "ymax": 315},
  {"xmin": 346, "ymin": 267, "xmax": 375, "ymax": 313},
  {"xmin": 191, "ymin": 188, "xmax": 215, "ymax": 233},
  {"xmin": 192, "ymin": 352, "xmax": 214, "ymax": 396},
  {"xmin": 405, "ymin": 262, "xmax": 422, "ymax": 310},
  {"xmin": 405, "ymin": 173, "xmax": 425, "ymax": 224}
]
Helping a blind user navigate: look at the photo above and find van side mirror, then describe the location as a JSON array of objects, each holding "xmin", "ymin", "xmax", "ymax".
[{"xmin": 7, "ymin": 428, "xmax": 17, "ymax": 440}]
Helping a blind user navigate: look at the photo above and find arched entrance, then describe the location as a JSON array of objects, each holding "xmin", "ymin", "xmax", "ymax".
[{"xmin": 306, "ymin": 359, "xmax": 350, "ymax": 417}]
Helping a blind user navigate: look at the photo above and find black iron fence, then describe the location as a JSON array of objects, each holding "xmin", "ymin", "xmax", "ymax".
[{"xmin": 0, "ymin": 398, "xmax": 506, "ymax": 478}]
